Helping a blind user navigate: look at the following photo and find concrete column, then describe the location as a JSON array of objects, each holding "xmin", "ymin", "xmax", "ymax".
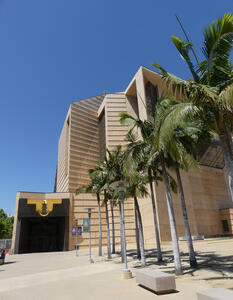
[{"xmin": 135, "ymin": 67, "xmax": 148, "ymax": 121}]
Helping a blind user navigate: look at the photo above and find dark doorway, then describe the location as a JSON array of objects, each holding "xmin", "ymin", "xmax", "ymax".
[
  {"xmin": 14, "ymin": 198, "xmax": 70, "ymax": 254},
  {"xmin": 18, "ymin": 217, "xmax": 65, "ymax": 253}
]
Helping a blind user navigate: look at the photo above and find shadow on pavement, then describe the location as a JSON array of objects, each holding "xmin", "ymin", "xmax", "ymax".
[
  {"xmin": 114, "ymin": 248, "xmax": 233, "ymax": 280},
  {"xmin": 2, "ymin": 261, "xmax": 18, "ymax": 265}
]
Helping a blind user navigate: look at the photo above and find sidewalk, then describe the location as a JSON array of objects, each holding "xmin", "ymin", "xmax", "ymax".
[{"xmin": 0, "ymin": 238, "xmax": 233, "ymax": 299}]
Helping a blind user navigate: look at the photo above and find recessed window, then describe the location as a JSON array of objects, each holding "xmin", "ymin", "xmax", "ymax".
[
  {"xmin": 222, "ymin": 220, "xmax": 229, "ymax": 232},
  {"xmin": 145, "ymin": 81, "xmax": 158, "ymax": 118}
]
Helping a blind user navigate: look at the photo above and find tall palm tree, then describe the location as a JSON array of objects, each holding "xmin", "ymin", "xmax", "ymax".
[
  {"xmin": 104, "ymin": 146, "xmax": 125, "ymax": 259},
  {"xmin": 89, "ymin": 157, "xmax": 113, "ymax": 260},
  {"xmin": 110, "ymin": 199, "xmax": 116, "ymax": 254},
  {"xmin": 125, "ymin": 170, "xmax": 148, "ymax": 267},
  {"xmin": 153, "ymin": 13, "xmax": 233, "ymax": 200},
  {"xmin": 153, "ymin": 98, "xmax": 198, "ymax": 267},
  {"xmin": 175, "ymin": 164, "xmax": 196, "ymax": 267},
  {"xmin": 76, "ymin": 167, "xmax": 105, "ymax": 257},
  {"xmin": 104, "ymin": 189, "xmax": 112, "ymax": 259},
  {"xmin": 120, "ymin": 113, "xmax": 183, "ymax": 274},
  {"xmin": 154, "ymin": 96, "xmax": 215, "ymax": 267},
  {"xmin": 159, "ymin": 154, "xmax": 182, "ymax": 274},
  {"xmin": 120, "ymin": 121, "xmax": 163, "ymax": 263},
  {"xmin": 134, "ymin": 199, "xmax": 140, "ymax": 259},
  {"xmin": 124, "ymin": 160, "xmax": 140, "ymax": 259}
]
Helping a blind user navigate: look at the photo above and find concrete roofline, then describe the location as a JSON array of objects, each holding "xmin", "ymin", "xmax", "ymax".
[
  {"xmin": 97, "ymin": 96, "xmax": 107, "ymax": 117},
  {"xmin": 97, "ymin": 91, "xmax": 124, "ymax": 118},
  {"xmin": 70, "ymin": 93, "xmax": 106, "ymax": 105},
  {"xmin": 124, "ymin": 65, "xmax": 162, "ymax": 95}
]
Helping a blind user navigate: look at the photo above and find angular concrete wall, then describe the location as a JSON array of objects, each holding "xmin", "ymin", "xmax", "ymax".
[
  {"xmin": 103, "ymin": 93, "xmax": 129, "ymax": 151},
  {"xmin": 56, "ymin": 108, "xmax": 70, "ymax": 192},
  {"xmin": 69, "ymin": 95, "xmax": 104, "ymax": 192},
  {"xmin": 98, "ymin": 93, "xmax": 138, "ymax": 247}
]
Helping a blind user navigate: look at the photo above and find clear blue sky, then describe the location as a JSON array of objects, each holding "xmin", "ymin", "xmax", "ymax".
[{"xmin": 0, "ymin": 0, "xmax": 232, "ymax": 215}]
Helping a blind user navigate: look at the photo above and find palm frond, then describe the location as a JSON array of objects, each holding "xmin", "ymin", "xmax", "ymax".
[
  {"xmin": 202, "ymin": 13, "xmax": 233, "ymax": 86},
  {"xmin": 167, "ymin": 172, "xmax": 177, "ymax": 194},
  {"xmin": 171, "ymin": 35, "xmax": 200, "ymax": 82},
  {"xmin": 152, "ymin": 62, "xmax": 188, "ymax": 98},
  {"xmin": 219, "ymin": 83, "xmax": 233, "ymax": 112},
  {"xmin": 119, "ymin": 112, "xmax": 137, "ymax": 125},
  {"xmin": 76, "ymin": 185, "xmax": 92, "ymax": 195},
  {"xmin": 190, "ymin": 81, "xmax": 219, "ymax": 104}
]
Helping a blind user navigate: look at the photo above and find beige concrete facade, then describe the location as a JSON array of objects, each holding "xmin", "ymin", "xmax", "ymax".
[
  {"xmin": 12, "ymin": 66, "xmax": 232, "ymax": 253},
  {"xmin": 123, "ymin": 66, "xmax": 232, "ymax": 243}
]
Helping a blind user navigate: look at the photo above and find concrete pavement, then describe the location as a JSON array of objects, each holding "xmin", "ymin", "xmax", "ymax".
[{"xmin": 1, "ymin": 239, "xmax": 233, "ymax": 299}]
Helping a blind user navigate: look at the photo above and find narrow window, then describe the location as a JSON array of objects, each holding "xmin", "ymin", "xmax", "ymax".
[
  {"xmin": 99, "ymin": 110, "xmax": 106, "ymax": 162},
  {"xmin": 145, "ymin": 82, "xmax": 158, "ymax": 118},
  {"xmin": 222, "ymin": 220, "xmax": 229, "ymax": 232}
]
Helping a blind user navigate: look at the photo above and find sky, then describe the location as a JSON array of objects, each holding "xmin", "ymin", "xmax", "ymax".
[{"xmin": 0, "ymin": 0, "xmax": 232, "ymax": 215}]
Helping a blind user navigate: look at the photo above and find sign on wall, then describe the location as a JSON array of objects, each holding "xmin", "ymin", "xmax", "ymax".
[
  {"xmin": 72, "ymin": 226, "xmax": 82, "ymax": 236},
  {"xmin": 83, "ymin": 219, "xmax": 90, "ymax": 232}
]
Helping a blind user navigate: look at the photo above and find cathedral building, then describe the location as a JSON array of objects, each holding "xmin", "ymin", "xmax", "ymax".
[{"xmin": 11, "ymin": 66, "xmax": 232, "ymax": 254}]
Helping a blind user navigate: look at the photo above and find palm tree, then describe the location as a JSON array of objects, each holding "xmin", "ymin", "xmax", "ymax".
[
  {"xmin": 104, "ymin": 189, "xmax": 112, "ymax": 259},
  {"xmin": 159, "ymin": 154, "xmax": 182, "ymax": 274},
  {"xmin": 172, "ymin": 123, "xmax": 210, "ymax": 268},
  {"xmin": 103, "ymin": 146, "xmax": 125, "ymax": 260},
  {"xmin": 126, "ymin": 170, "xmax": 148, "ymax": 266},
  {"xmin": 110, "ymin": 199, "xmax": 116, "ymax": 254},
  {"xmin": 124, "ymin": 160, "xmax": 140, "ymax": 259},
  {"xmin": 154, "ymin": 96, "xmax": 215, "ymax": 267},
  {"xmin": 153, "ymin": 13, "xmax": 233, "ymax": 200},
  {"xmin": 88, "ymin": 158, "xmax": 112, "ymax": 260},
  {"xmin": 134, "ymin": 199, "xmax": 140, "ymax": 259},
  {"xmin": 120, "ymin": 113, "xmax": 183, "ymax": 274},
  {"xmin": 175, "ymin": 164, "xmax": 197, "ymax": 267},
  {"xmin": 106, "ymin": 145, "xmax": 140, "ymax": 265},
  {"xmin": 76, "ymin": 167, "xmax": 104, "ymax": 256},
  {"xmin": 121, "ymin": 122, "xmax": 163, "ymax": 263},
  {"xmin": 153, "ymin": 98, "xmax": 198, "ymax": 267}
]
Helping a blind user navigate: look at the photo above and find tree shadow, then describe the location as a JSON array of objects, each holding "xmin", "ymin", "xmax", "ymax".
[
  {"xmin": 119, "ymin": 247, "xmax": 233, "ymax": 280},
  {"xmin": 181, "ymin": 252, "xmax": 233, "ymax": 279}
]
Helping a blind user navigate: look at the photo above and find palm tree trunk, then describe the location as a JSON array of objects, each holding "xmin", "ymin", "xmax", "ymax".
[
  {"xmin": 161, "ymin": 156, "xmax": 182, "ymax": 275},
  {"xmin": 104, "ymin": 191, "xmax": 111, "ymax": 259},
  {"xmin": 219, "ymin": 130, "xmax": 233, "ymax": 201},
  {"xmin": 110, "ymin": 200, "xmax": 115, "ymax": 254},
  {"xmin": 148, "ymin": 168, "xmax": 163, "ymax": 262},
  {"xmin": 226, "ymin": 127, "xmax": 233, "ymax": 151},
  {"xmin": 119, "ymin": 203, "xmax": 124, "ymax": 263},
  {"xmin": 134, "ymin": 196, "xmax": 146, "ymax": 266},
  {"xmin": 175, "ymin": 164, "xmax": 197, "ymax": 267},
  {"xmin": 134, "ymin": 197, "xmax": 140, "ymax": 259},
  {"xmin": 97, "ymin": 193, "xmax": 102, "ymax": 256}
]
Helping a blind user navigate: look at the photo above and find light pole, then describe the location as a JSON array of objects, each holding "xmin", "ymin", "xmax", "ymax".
[
  {"xmin": 87, "ymin": 208, "xmax": 94, "ymax": 263},
  {"xmin": 75, "ymin": 218, "xmax": 78, "ymax": 256},
  {"xmin": 110, "ymin": 181, "xmax": 132, "ymax": 279}
]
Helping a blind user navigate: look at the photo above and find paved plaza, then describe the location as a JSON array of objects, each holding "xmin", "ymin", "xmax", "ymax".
[{"xmin": 1, "ymin": 238, "xmax": 233, "ymax": 299}]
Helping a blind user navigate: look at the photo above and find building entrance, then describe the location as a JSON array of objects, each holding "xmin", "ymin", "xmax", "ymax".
[
  {"xmin": 14, "ymin": 198, "xmax": 69, "ymax": 254},
  {"xmin": 18, "ymin": 217, "xmax": 65, "ymax": 253}
]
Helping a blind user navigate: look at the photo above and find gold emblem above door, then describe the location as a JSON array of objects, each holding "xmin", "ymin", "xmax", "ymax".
[{"xmin": 27, "ymin": 199, "xmax": 62, "ymax": 217}]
